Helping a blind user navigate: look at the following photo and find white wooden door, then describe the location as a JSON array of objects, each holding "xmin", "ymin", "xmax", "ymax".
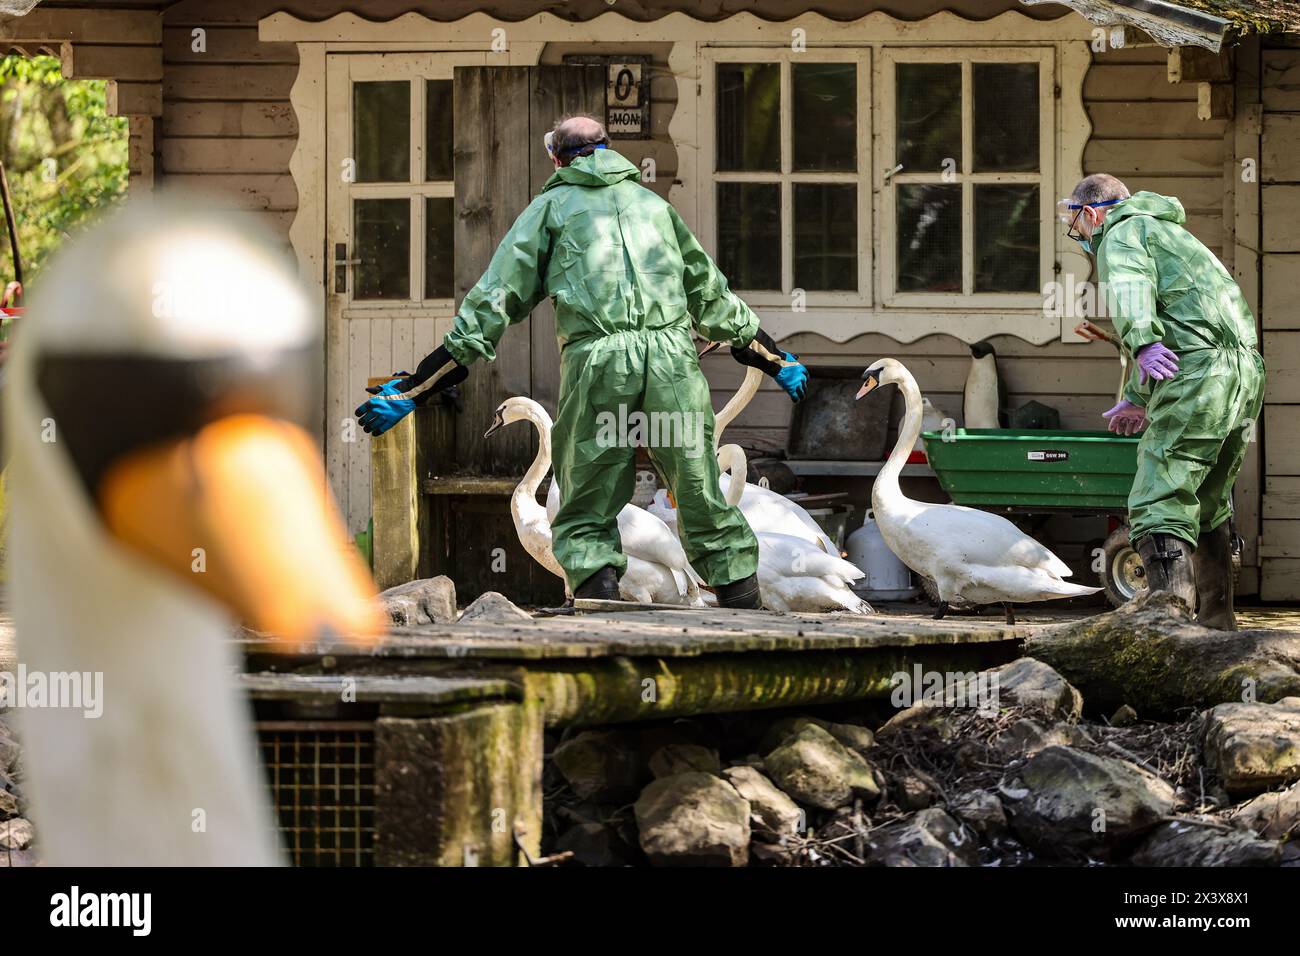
[{"xmin": 325, "ymin": 52, "xmax": 487, "ymax": 534}]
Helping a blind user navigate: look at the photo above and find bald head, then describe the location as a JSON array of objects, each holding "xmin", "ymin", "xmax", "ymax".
[{"xmin": 549, "ymin": 114, "xmax": 611, "ymax": 166}]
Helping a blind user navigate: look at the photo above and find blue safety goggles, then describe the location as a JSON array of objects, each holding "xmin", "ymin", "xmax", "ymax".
[{"xmin": 1057, "ymin": 196, "xmax": 1124, "ymax": 241}]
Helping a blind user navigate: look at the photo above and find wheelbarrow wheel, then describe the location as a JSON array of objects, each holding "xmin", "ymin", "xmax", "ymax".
[{"xmin": 1101, "ymin": 526, "xmax": 1146, "ymax": 608}]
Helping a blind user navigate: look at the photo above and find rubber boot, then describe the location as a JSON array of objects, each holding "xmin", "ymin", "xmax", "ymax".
[
  {"xmin": 716, "ymin": 573, "xmax": 762, "ymax": 610},
  {"xmin": 1193, "ymin": 522, "xmax": 1237, "ymax": 631},
  {"xmin": 1135, "ymin": 533, "xmax": 1197, "ymax": 613},
  {"xmin": 574, "ymin": 565, "xmax": 620, "ymax": 601}
]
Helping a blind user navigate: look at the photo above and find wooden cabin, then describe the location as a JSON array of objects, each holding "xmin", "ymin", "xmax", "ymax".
[{"xmin": 5, "ymin": 0, "xmax": 1300, "ymax": 603}]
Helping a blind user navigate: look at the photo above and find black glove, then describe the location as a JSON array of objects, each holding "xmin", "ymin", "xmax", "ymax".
[
  {"xmin": 354, "ymin": 344, "xmax": 468, "ymax": 436},
  {"xmin": 729, "ymin": 327, "xmax": 809, "ymax": 402}
]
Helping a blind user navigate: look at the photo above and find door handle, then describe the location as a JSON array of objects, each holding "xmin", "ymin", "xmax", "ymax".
[{"xmin": 333, "ymin": 242, "xmax": 360, "ymax": 294}]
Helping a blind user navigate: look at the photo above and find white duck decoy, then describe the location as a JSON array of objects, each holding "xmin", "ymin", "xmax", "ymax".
[
  {"xmin": 486, "ymin": 397, "xmax": 704, "ymax": 605},
  {"xmin": 6, "ymin": 199, "xmax": 384, "ymax": 865},
  {"xmin": 857, "ymin": 359, "xmax": 1101, "ymax": 623},
  {"xmin": 650, "ymin": 342, "xmax": 836, "ymax": 553},
  {"xmin": 718, "ymin": 444, "xmax": 871, "ymax": 614}
]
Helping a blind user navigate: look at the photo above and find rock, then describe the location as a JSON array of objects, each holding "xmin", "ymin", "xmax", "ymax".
[
  {"xmin": 826, "ymin": 722, "xmax": 876, "ymax": 755},
  {"xmin": 634, "ymin": 772, "xmax": 750, "ymax": 867},
  {"xmin": 758, "ymin": 716, "xmax": 828, "ymax": 754},
  {"xmin": 876, "ymin": 704, "xmax": 956, "ymax": 742},
  {"xmin": 377, "ymin": 576, "xmax": 457, "ymax": 626},
  {"xmin": 1231, "ymin": 781, "xmax": 1300, "ymax": 840},
  {"xmin": 762, "ymin": 724, "xmax": 880, "ymax": 811},
  {"xmin": 1131, "ymin": 819, "xmax": 1282, "ymax": 867},
  {"xmin": 0, "ymin": 789, "xmax": 16, "ymax": 819},
  {"xmin": 1203, "ymin": 701, "xmax": 1300, "ymax": 795},
  {"xmin": 0, "ymin": 733, "xmax": 19, "ymax": 775},
  {"xmin": 552, "ymin": 730, "xmax": 645, "ymax": 801},
  {"xmin": 0, "ymin": 817, "xmax": 33, "ymax": 851},
  {"xmin": 1005, "ymin": 746, "xmax": 1176, "ymax": 856},
  {"xmin": 985, "ymin": 658, "xmax": 1083, "ymax": 721},
  {"xmin": 891, "ymin": 768, "xmax": 940, "ymax": 811},
  {"xmin": 750, "ymin": 841, "xmax": 797, "ymax": 866},
  {"xmin": 995, "ymin": 718, "xmax": 1086, "ymax": 759},
  {"xmin": 723, "ymin": 765, "xmax": 803, "ymax": 838},
  {"xmin": 867, "ymin": 808, "xmax": 976, "ymax": 867},
  {"xmin": 458, "ymin": 591, "xmax": 533, "ymax": 624},
  {"xmin": 554, "ymin": 822, "xmax": 630, "ymax": 867},
  {"xmin": 949, "ymin": 789, "xmax": 1007, "ymax": 837},
  {"xmin": 648, "ymin": 743, "xmax": 720, "ymax": 779},
  {"xmin": 1110, "ymin": 704, "xmax": 1139, "ymax": 727}
]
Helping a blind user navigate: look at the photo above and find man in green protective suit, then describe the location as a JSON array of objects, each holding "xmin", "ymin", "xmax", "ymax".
[
  {"xmin": 1063, "ymin": 174, "xmax": 1264, "ymax": 629},
  {"xmin": 355, "ymin": 115, "xmax": 808, "ymax": 607}
]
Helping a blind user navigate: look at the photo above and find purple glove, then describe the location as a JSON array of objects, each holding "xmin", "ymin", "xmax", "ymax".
[
  {"xmin": 1103, "ymin": 399, "xmax": 1146, "ymax": 436},
  {"xmin": 1135, "ymin": 342, "xmax": 1179, "ymax": 384}
]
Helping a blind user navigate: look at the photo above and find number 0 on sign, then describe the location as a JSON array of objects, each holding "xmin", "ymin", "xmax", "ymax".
[{"xmin": 607, "ymin": 61, "xmax": 648, "ymax": 136}]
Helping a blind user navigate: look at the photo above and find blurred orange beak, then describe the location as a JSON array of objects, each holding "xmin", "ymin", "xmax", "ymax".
[{"xmin": 97, "ymin": 414, "xmax": 384, "ymax": 644}]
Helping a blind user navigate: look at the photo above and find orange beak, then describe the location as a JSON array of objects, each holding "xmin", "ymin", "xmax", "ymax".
[{"xmin": 97, "ymin": 414, "xmax": 384, "ymax": 644}]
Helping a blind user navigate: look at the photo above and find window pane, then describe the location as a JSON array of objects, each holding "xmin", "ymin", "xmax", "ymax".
[
  {"xmin": 353, "ymin": 81, "xmax": 410, "ymax": 183},
  {"xmin": 792, "ymin": 63, "xmax": 856, "ymax": 172},
  {"xmin": 973, "ymin": 63, "xmax": 1039, "ymax": 172},
  {"xmin": 794, "ymin": 183, "xmax": 856, "ymax": 291},
  {"xmin": 975, "ymin": 184, "xmax": 1039, "ymax": 292},
  {"xmin": 425, "ymin": 197, "xmax": 454, "ymax": 299},
  {"xmin": 426, "ymin": 80, "xmax": 454, "ymax": 181},
  {"xmin": 896, "ymin": 184, "xmax": 960, "ymax": 293},
  {"xmin": 717, "ymin": 182, "xmax": 781, "ymax": 290},
  {"xmin": 354, "ymin": 198, "xmax": 410, "ymax": 300},
  {"xmin": 896, "ymin": 63, "xmax": 960, "ymax": 173},
  {"xmin": 716, "ymin": 63, "xmax": 780, "ymax": 172}
]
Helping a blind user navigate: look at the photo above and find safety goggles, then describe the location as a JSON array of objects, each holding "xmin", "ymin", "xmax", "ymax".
[
  {"xmin": 543, "ymin": 130, "xmax": 556, "ymax": 157},
  {"xmin": 1057, "ymin": 197, "xmax": 1124, "ymax": 241}
]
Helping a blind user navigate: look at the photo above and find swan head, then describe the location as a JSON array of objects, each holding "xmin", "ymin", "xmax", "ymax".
[
  {"xmin": 13, "ymin": 196, "xmax": 383, "ymax": 643},
  {"xmin": 856, "ymin": 357, "xmax": 912, "ymax": 399},
  {"xmin": 484, "ymin": 395, "xmax": 552, "ymax": 438}
]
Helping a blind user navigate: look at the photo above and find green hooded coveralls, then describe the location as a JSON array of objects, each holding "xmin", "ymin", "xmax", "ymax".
[
  {"xmin": 1095, "ymin": 191, "xmax": 1265, "ymax": 545},
  {"xmin": 442, "ymin": 149, "xmax": 760, "ymax": 590}
]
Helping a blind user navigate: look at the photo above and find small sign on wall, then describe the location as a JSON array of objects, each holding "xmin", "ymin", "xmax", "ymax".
[{"xmin": 563, "ymin": 55, "xmax": 651, "ymax": 138}]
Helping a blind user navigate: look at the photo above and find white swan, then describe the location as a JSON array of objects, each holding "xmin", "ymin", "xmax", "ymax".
[
  {"xmin": 857, "ymin": 359, "xmax": 1101, "ymax": 623},
  {"xmin": 6, "ymin": 201, "xmax": 383, "ymax": 865},
  {"xmin": 651, "ymin": 343, "xmax": 836, "ymax": 554},
  {"xmin": 486, "ymin": 397, "xmax": 704, "ymax": 605},
  {"xmin": 717, "ymin": 445, "xmax": 871, "ymax": 614}
]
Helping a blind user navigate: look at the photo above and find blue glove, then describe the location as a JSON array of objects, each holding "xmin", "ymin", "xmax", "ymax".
[
  {"xmin": 355, "ymin": 378, "xmax": 416, "ymax": 436},
  {"xmin": 774, "ymin": 352, "xmax": 809, "ymax": 402}
]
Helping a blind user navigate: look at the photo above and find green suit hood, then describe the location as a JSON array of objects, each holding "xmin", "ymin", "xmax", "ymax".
[
  {"xmin": 1099, "ymin": 190, "xmax": 1186, "ymax": 236},
  {"xmin": 543, "ymin": 149, "xmax": 642, "ymax": 191}
]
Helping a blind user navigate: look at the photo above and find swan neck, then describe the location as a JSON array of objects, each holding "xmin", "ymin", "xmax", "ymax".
[
  {"xmin": 714, "ymin": 366, "xmax": 763, "ymax": 450},
  {"xmin": 518, "ymin": 407, "xmax": 553, "ymax": 501},
  {"xmin": 879, "ymin": 375, "xmax": 923, "ymax": 498},
  {"xmin": 718, "ymin": 444, "xmax": 746, "ymax": 507}
]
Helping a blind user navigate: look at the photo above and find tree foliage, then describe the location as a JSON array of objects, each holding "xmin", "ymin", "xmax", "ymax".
[{"xmin": 0, "ymin": 54, "xmax": 129, "ymax": 286}]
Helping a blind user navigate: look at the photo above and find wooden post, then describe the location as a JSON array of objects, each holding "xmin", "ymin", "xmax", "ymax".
[{"xmin": 369, "ymin": 383, "xmax": 419, "ymax": 589}]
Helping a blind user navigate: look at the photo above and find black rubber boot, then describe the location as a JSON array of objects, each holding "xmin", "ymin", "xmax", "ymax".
[
  {"xmin": 716, "ymin": 573, "xmax": 762, "ymax": 610},
  {"xmin": 574, "ymin": 565, "xmax": 620, "ymax": 601},
  {"xmin": 1193, "ymin": 522, "xmax": 1237, "ymax": 631},
  {"xmin": 1135, "ymin": 533, "xmax": 1197, "ymax": 612}
]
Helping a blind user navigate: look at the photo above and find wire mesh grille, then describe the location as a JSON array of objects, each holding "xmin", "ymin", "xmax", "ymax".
[{"xmin": 257, "ymin": 723, "xmax": 377, "ymax": 867}]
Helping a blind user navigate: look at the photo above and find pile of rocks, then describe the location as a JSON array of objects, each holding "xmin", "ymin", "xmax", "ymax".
[
  {"xmin": 540, "ymin": 659, "xmax": 1300, "ymax": 866},
  {"xmin": 0, "ymin": 712, "xmax": 36, "ymax": 866}
]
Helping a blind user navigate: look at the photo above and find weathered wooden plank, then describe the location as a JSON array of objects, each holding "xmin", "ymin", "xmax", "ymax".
[
  {"xmin": 1263, "ymin": 255, "xmax": 1300, "ymax": 329},
  {"xmin": 161, "ymin": 101, "xmax": 296, "ymax": 138},
  {"xmin": 1084, "ymin": 64, "xmax": 1199, "ymax": 101},
  {"xmin": 107, "ymin": 81, "xmax": 161, "ymax": 117},
  {"xmin": 1264, "ymin": 331, "xmax": 1300, "ymax": 403},
  {"xmin": 162, "ymin": 25, "xmax": 296, "ymax": 63},
  {"xmin": 0, "ymin": 8, "xmax": 161, "ymax": 44},
  {"xmin": 161, "ymin": 136, "xmax": 295, "ymax": 174},
  {"xmin": 1261, "ymin": 558, "xmax": 1300, "ymax": 601},
  {"xmin": 1265, "ymin": 405, "xmax": 1300, "ymax": 475},
  {"xmin": 64, "ymin": 43, "xmax": 162, "ymax": 82},
  {"xmin": 1087, "ymin": 101, "xmax": 1225, "ymax": 138},
  {"xmin": 1262, "ymin": 114, "xmax": 1300, "ymax": 184},
  {"xmin": 370, "ymin": 414, "xmax": 419, "ymax": 590},
  {"xmin": 1262, "ymin": 49, "xmax": 1300, "ymax": 112},
  {"xmin": 1263, "ymin": 186, "xmax": 1300, "ymax": 252},
  {"xmin": 1084, "ymin": 138, "xmax": 1223, "ymax": 176},
  {"xmin": 160, "ymin": 173, "xmax": 297, "ymax": 211},
  {"xmin": 164, "ymin": 63, "xmax": 297, "ymax": 101}
]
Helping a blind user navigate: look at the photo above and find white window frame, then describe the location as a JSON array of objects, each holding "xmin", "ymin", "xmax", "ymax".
[
  {"xmin": 877, "ymin": 46, "xmax": 1056, "ymax": 310},
  {"xmin": 698, "ymin": 45, "xmax": 872, "ymax": 309}
]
